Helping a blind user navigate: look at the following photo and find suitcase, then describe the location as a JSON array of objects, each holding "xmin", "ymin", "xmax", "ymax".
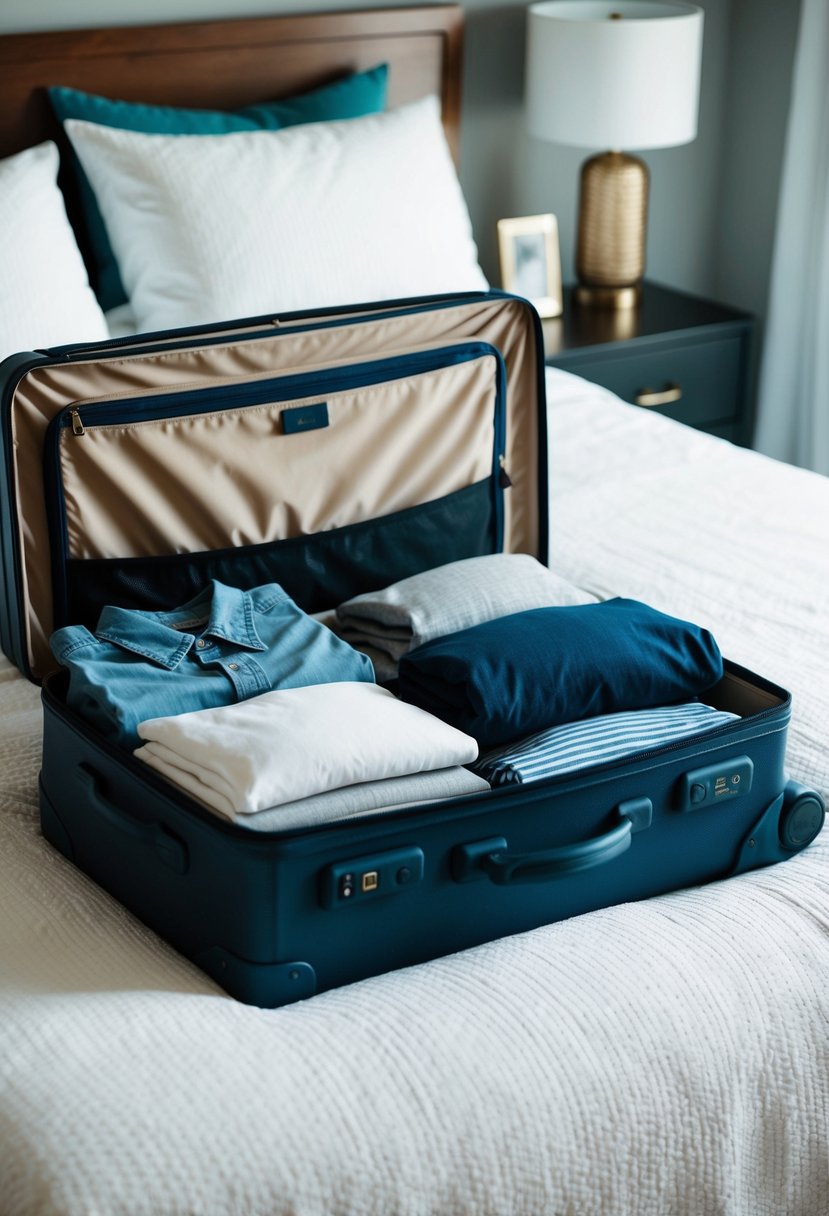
[{"xmin": 0, "ymin": 290, "xmax": 823, "ymax": 1007}]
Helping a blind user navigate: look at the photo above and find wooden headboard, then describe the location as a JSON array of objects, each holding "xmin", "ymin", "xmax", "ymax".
[{"xmin": 0, "ymin": 5, "xmax": 463, "ymax": 276}]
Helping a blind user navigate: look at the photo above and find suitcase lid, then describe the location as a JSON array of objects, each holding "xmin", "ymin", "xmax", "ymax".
[{"xmin": 0, "ymin": 291, "xmax": 547, "ymax": 680}]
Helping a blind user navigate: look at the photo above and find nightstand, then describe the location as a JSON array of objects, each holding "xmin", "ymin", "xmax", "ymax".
[{"xmin": 543, "ymin": 281, "xmax": 755, "ymax": 445}]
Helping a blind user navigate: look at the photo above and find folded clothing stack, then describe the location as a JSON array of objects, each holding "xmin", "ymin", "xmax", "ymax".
[
  {"xmin": 335, "ymin": 554, "xmax": 597, "ymax": 681},
  {"xmin": 56, "ymin": 566, "xmax": 731, "ymax": 829},
  {"xmin": 475, "ymin": 702, "xmax": 738, "ymax": 787},
  {"xmin": 135, "ymin": 681, "xmax": 482, "ymax": 827},
  {"xmin": 398, "ymin": 598, "xmax": 724, "ymax": 748}
]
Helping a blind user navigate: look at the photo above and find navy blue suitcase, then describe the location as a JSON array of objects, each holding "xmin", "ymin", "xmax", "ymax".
[{"xmin": 1, "ymin": 291, "xmax": 823, "ymax": 1007}]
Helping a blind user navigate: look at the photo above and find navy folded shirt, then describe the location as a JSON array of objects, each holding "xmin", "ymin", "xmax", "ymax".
[{"xmin": 397, "ymin": 598, "xmax": 724, "ymax": 748}]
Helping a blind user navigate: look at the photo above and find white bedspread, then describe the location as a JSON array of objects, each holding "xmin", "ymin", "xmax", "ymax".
[{"xmin": 1, "ymin": 367, "xmax": 827, "ymax": 1216}]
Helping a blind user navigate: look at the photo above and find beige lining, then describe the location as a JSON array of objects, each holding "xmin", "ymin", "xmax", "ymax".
[
  {"xmin": 59, "ymin": 355, "xmax": 498, "ymax": 559},
  {"xmin": 10, "ymin": 297, "xmax": 541, "ymax": 677}
]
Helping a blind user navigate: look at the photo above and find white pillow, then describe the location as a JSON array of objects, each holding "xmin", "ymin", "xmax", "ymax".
[
  {"xmin": 0, "ymin": 143, "xmax": 109, "ymax": 361},
  {"xmin": 103, "ymin": 302, "xmax": 140, "ymax": 338},
  {"xmin": 65, "ymin": 98, "xmax": 489, "ymax": 332}
]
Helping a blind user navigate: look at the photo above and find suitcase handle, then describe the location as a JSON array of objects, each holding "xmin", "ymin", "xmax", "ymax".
[
  {"xmin": 76, "ymin": 764, "xmax": 188, "ymax": 874},
  {"xmin": 452, "ymin": 799, "xmax": 652, "ymax": 885},
  {"xmin": 483, "ymin": 818, "xmax": 632, "ymax": 884}
]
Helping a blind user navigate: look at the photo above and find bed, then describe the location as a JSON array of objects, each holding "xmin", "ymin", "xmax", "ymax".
[{"xmin": 1, "ymin": 8, "xmax": 828, "ymax": 1215}]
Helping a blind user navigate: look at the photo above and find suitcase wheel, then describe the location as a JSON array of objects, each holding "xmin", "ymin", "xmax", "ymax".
[{"xmin": 778, "ymin": 781, "xmax": 825, "ymax": 851}]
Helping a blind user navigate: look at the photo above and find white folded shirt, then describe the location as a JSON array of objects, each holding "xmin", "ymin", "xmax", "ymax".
[
  {"xmin": 135, "ymin": 682, "xmax": 479, "ymax": 820},
  {"xmin": 335, "ymin": 554, "xmax": 598, "ymax": 678}
]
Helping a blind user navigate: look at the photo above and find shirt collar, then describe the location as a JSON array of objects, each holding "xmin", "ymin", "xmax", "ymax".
[
  {"xmin": 95, "ymin": 582, "xmax": 266, "ymax": 668},
  {"xmin": 202, "ymin": 581, "xmax": 266, "ymax": 650}
]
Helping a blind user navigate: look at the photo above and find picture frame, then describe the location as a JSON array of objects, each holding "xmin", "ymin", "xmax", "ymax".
[{"xmin": 497, "ymin": 213, "xmax": 563, "ymax": 318}]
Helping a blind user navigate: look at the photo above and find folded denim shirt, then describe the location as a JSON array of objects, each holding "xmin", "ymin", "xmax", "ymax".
[{"xmin": 50, "ymin": 579, "xmax": 374, "ymax": 747}]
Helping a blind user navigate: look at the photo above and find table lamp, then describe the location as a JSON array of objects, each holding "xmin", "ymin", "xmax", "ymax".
[{"xmin": 525, "ymin": 1, "xmax": 703, "ymax": 308}]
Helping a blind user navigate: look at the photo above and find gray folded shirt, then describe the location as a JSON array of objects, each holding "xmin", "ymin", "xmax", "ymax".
[
  {"xmin": 335, "ymin": 554, "xmax": 598, "ymax": 680},
  {"xmin": 230, "ymin": 766, "xmax": 490, "ymax": 832}
]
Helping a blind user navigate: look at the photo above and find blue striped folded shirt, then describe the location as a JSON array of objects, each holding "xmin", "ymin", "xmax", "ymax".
[{"xmin": 474, "ymin": 702, "xmax": 739, "ymax": 787}]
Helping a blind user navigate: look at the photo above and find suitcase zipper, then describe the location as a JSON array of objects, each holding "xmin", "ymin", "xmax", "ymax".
[
  {"xmin": 55, "ymin": 344, "xmax": 503, "ymax": 432},
  {"xmin": 40, "ymin": 291, "xmax": 499, "ymax": 363},
  {"xmin": 206, "ymin": 700, "xmax": 793, "ymax": 835},
  {"xmin": 45, "ymin": 343, "xmax": 508, "ymax": 627}
]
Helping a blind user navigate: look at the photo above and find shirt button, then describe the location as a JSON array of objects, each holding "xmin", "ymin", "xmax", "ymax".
[
  {"xmin": 228, "ymin": 662, "xmax": 239, "ymax": 670},
  {"xmin": 196, "ymin": 639, "xmax": 206, "ymax": 649}
]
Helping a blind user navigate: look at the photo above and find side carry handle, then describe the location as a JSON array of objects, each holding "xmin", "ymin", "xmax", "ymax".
[
  {"xmin": 452, "ymin": 797, "xmax": 652, "ymax": 886},
  {"xmin": 76, "ymin": 764, "xmax": 189, "ymax": 874}
]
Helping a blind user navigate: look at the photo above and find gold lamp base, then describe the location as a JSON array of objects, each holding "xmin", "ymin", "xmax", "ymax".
[
  {"xmin": 574, "ymin": 284, "xmax": 641, "ymax": 309},
  {"xmin": 575, "ymin": 151, "xmax": 649, "ymax": 309}
]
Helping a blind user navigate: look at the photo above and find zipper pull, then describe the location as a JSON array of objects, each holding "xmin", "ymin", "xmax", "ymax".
[
  {"xmin": 498, "ymin": 455, "xmax": 512, "ymax": 488},
  {"xmin": 70, "ymin": 408, "xmax": 85, "ymax": 437}
]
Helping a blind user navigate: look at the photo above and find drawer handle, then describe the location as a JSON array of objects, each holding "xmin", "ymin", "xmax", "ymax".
[{"xmin": 634, "ymin": 382, "xmax": 683, "ymax": 407}]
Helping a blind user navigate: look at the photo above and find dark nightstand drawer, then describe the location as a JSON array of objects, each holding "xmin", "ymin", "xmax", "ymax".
[
  {"xmin": 543, "ymin": 284, "xmax": 755, "ymax": 445},
  {"xmin": 555, "ymin": 334, "xmax": 743, "ymax": 429}
]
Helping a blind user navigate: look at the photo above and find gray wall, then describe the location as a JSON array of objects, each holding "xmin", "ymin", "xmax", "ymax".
[
  {"xmin": 712, "ymin": 0, "xmax": 801, "ymax": 319},
  {"xmin": 0, "ymin": 0, "xmax": 800, "ymax": 326},
  {"xmin": 461, "ymin": 0, "xmax": 801, "ymax": 326}
]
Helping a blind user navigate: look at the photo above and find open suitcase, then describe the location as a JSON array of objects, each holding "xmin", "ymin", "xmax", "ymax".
[{"xmin": 1, "ymin": 290, "xmax": 824, "ymax": 1007}]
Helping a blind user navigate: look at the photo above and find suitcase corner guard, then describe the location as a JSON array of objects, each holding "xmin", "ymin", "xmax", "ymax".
[
  {"xmin": 193, "ymin": 948, "xmax": 317, "ymax": 1007},
  {"xmin": 733, "ymin": 779, "xmax": 825, "ymax": 874}
]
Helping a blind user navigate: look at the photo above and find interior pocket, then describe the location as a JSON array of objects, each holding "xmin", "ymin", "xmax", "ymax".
[
  {"xmin": 46, "ymin": 343, "xmax": 506, "ymax": 627},
  {"xmin": 65, "ymin": 479, "xmax": 496, "ymax": 625}
]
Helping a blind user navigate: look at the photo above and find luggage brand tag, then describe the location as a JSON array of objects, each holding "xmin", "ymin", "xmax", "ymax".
[{"xmin": 282, "ymin": 402, "xmax": 329, "ymax": 435}]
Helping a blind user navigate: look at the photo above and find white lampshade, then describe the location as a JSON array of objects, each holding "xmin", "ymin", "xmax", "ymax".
[{"xmin": 526, "ymin": 1, "xmax": 704, "ymax": 151}]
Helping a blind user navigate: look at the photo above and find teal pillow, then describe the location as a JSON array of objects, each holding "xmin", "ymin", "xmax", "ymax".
[{"xmin": 49, "ymin": 65, "xmax": 389, "ymax": 311}]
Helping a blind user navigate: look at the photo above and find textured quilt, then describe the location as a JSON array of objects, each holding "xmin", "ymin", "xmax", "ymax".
[{"xmin": 1, "ymin": 368, "xmax": 827, "ymax": 1216}]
